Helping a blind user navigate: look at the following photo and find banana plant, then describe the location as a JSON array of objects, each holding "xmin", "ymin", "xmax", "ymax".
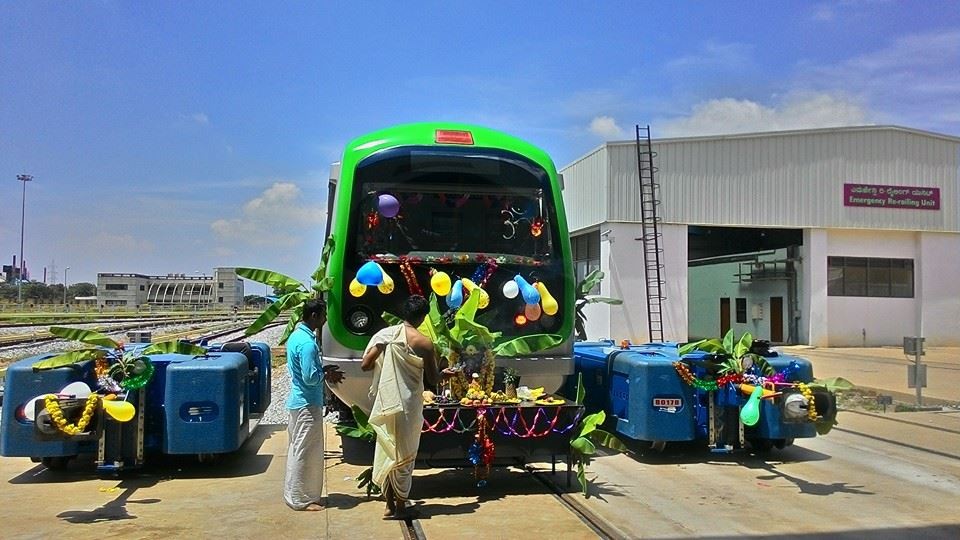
[
  {"xmin": 334, "ymin": 405, "xmax": 381, "ymax": 496},
  {"xmin": 575, "ymin": 269, "xmax": 622, "ymax": 341},
  {"xmin": 569, "ymin": 373, "xmax": 628, "ymax": 496},
  {"xmin": 236, "ymin": 236, "xmax": 335, "ymax": 345},
  {"xmin": 33, "ymin": 326, "xmax": 207, "ymax": 390},
  {"xmin": 678, "ymin": 329, "xmax": 773, "ymax": 376}
]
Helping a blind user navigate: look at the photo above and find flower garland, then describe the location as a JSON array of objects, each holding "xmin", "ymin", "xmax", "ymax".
[
  {"xmin": 796, "ymin": 382, "xmax": 818, "ymax": 421},
  {"xmin": 44, "ymin": 393, "xmax": 99, "ymax": 436},
  {"xmin": 467, "ymin": 408, "xmax": 495, "ymax": 487},
  {"xmin": 673, "ymin": 362, "xmax": 718, "ymax": 391},
  {"xmin": 398, "ymin": 257, "xmax": 422, "ymax": 296}
]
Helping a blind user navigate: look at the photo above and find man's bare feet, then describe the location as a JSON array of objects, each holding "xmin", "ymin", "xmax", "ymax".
[{"xmin": 303, "ymin": 502, "xmax": 324, "ymax": 511}]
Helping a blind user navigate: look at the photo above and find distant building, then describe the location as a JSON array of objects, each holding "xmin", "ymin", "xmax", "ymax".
[
  {"xmin": 96, "ymin": 267, "xmax": 244, "ymax": 308},
  {"xmin": 562, "ymin": 125, "xmax": 960, "ymax": 347},
  {"xmin": 3, "ymin": 255, "xmax": 28, "ymax": 283}
]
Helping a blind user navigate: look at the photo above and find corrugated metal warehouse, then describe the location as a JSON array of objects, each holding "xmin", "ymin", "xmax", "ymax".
[{"xmin": 561, "ymin": 125, "xmax": 960, "ymax": 347}]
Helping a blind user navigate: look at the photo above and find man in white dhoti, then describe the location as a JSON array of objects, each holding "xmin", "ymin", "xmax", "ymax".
[
  {"xmin": 361, "ymin": 294, "xmax": 451, "ymax": 519},
  {"xmin": 284, "ymin": 299, "xmax": 343, "ymax": 511}
]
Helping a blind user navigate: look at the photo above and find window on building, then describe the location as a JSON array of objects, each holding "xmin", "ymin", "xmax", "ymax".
[
  {"xmin": 105, "ymin": 299, "xmax": 127, "ymax": 306},
  {"xmin": 139, "ymin": 285, "xmax": 145, "ymax": 291},
  {"xmin": 105, "ymin": 283, "xmax": 128, "ymax": 291},
  {"xmin": 827, "ymin": 257, "xmax": 914, "ymax": 298},
  {"xmin": 735, "ymin": 298, "xmax": 747, "ymax": 323},
  {"xmin": 218, "ymin": 296, "xmax": 224, "ymax": 303},
  {"xmin": 218, "ymin": 282, "xmax": 224, "ymax": 289},
  {"xmin": 571, "ymin": 230, "xmax": 601, "ymax": 294}
]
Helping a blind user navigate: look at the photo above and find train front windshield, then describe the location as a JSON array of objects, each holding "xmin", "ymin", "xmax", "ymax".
[{"xmin": 342, "ymin": 146, "xmax": 567, "ymax": 337}]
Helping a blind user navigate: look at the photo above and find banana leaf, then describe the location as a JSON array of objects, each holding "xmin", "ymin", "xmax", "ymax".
[
  {"xmin": 578, "ymin": 410, "xmax": 606, "ymax": 439},
  {"xmin": 493, "ymin": 333, "xmax": 564, "ymax": 357},
  {"xmin": 574, "ymin": 372, "xmax": 586, "ymax": 405},
  {"xmin": 48, "ymin": 326, "xmax": 120, "ymax": 349},
  {"xmin": 381, "ymin": 311, "xmax": 402, "ymax": 326},
  {"xmin": 278, "ymin": 304, "xmax": 305, "ymax": 345},
  {"xmin": 311, "ymin": 236, "xmax": 336, "ymax": 283},
  {"xmin": 576, "ymin": 461, "xmax": 588, "ymax": 495},
  {"xmin": 722, "ymin": 329, "xmax": 735, "ymax": 355},
  {"xmin": 810, "ymin": 376, "xmax": 855, "ymax": 393},
  {"xmin": 571, "ymin": 436, "xmax": 596, "ymax": 456},
  {"xmin": 579, "ymin": 269, "xmax": 605, "ymax": 296},
  {"xmin": 588, "ymin": 428, "xmax": 629, "ymax": 453},
  {"xmin": 32, "ymin": 348, "xmax": 106, "ymax": 370},
  {"xmin": 582, "ymin": 295, "xmax": 623, "ymax": 305},
  {"xmin": 244, "ymin": 291, "xmax": 305, "ymax": 336},
  {"xmin": 734, "ymin": 332, "xmax": 753, "ymax": 360},
  {"xmin": 235, "ymin": 267, "xmax": 304, "ymax": 291},
  {"xmin": 141, "ymin": 340, "xmax": 208, "ymax": 356},
  {"xmin": 678, "ymin": 338, "xmax": 725, "ymax": 356}
]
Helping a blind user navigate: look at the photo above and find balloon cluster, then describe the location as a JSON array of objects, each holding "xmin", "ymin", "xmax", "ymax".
[
  {"xmin": 502, "ymin": 275, "xmax": 558, "ymax": 322},
  {"xmin": 350, "ymin": 261, "xmax": 395, "ymax": 297}
]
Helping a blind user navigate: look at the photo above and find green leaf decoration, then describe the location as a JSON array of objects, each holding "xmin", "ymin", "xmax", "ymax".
[
  {"xmin": 235, "ymin": 267, "xmax": 304, "ymax": 291},
  {"xmin": 579, "ymin": 269, "xmax": 604, "ymax": 296},
  {"xmin": 335, "ymin": 424, "xmax": 376, "ymax": 442},
  {"xmin": 141, "ymin": 340, "xmax": 207, "ymax": 356},
  {"xmin": 351, "ymin": 404, "xmax": 372, "ymax": 429},
  {"xmin": 588, "ymin": 428, "xmax": 629, "ymax": 453},
  {"xmin": 315, "ymin": 276, "xmax": 334, "ymax": 292},
  {"xmin": 679, "ymin": 338, "xmax": 725, "ymax": 356},
  {"xmin": 48, "ymin": 326, "xmax": 120, "ymax": 349},
  {"xmin": 492, "ymin": 334, "xmax": 564, "ymax": 357},
  {"xmin": 33, "ymin": 348, "xmax": 105, "ymax": 370}
]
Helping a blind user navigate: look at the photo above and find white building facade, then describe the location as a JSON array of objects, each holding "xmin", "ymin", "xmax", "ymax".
[
  {"xmin": 97, "ymin": 267, "xmax": 244, "ymax": 308},
  {"xmin": 561, "ymin": 126, "xmax": 960, "ymax": 347}
]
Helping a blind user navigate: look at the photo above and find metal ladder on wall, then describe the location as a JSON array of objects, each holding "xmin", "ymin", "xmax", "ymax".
[{"xmin": 635, "ymin": 125, "xmax": 665, "ymax": 342}]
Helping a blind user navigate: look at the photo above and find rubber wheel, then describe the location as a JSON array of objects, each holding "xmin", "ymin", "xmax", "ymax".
[{"xmin": 41, "ymin": 456, "xmax": 71, "ymax": 470}]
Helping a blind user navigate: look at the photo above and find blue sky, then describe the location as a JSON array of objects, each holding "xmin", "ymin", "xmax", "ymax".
[{"xmin": 2, "ymin": 1, "xmax": 959, "ymax": 288}]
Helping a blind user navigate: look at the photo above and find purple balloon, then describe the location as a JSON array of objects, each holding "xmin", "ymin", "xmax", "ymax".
[{"xmin": 378, "ymin": 193, "xmax": 400, "ymax": 218}]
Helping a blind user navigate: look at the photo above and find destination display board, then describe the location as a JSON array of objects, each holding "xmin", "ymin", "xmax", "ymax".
[{"xmin": 844, "ymin": 183, "xmax": 940, "ymax": 210}]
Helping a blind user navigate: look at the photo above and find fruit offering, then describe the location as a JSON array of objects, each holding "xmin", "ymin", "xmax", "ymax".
[{"xmin": 534, "ymin": 395, "xmax": 566, "ymax": 406}]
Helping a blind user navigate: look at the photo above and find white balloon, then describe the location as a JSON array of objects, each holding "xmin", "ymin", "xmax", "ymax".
[
  {"xmin": 502, "ymin": 280, "xmax": 520, "ymax": 299},
  {"xmin": 23, "ymin": 395, "xmax": 44, "ymax": 422},
  {"xmin": 60, "ymin": 381, "xmax": 92, "ymax": 398}
]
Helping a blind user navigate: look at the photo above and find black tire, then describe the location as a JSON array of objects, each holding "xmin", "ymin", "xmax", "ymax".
[{"xmin": 41, "ymin": 456, "xmax": 71, "ymax": 470}]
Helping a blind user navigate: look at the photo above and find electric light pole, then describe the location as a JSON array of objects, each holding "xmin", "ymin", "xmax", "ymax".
[
  {"xmin": 16, "ymin": 174, "xmax": 32, "ymax": 305},
  {"xmin": 64, "ymin": 266, "xmax": 70, "ymax": 305}
]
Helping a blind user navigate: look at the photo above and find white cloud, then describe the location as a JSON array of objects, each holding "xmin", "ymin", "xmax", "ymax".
[
  {"xmin": 659, "ymin": 93, "xmax": 870, "ymax": 137},
  {"xmin": 192, "ymin": 112, "xmax": 209, "ymax": 125},
  {"xmin": 589, "ymin": 116, "xmax": 625, "ymax": 139},
  {"xmin": 666, "ymin": 42, "xmax": 753, "ymax": 71},
  {"xmin": 795, "ymin": 29, "xmax": 960, "ymax": 131},
  {"xmin": 211, "ymin": 182, "xmax": 326, "ymax": 247}
]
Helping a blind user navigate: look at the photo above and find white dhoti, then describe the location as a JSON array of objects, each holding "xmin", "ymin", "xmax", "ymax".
[
  {"xmin": 284, "ymin": 405, "xmax": 324, "ymax": 510},
  {"xmin": 367, "ymin": 325, "xmax": 424, "ymax": 500}
]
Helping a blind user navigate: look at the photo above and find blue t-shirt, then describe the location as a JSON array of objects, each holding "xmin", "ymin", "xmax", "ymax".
[{"xmin": 285, "ymin": 322, "xmax": 324, "ymax": 409}]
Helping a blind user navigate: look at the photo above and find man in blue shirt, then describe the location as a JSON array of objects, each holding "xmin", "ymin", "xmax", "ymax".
[{"xmin": 284, "ymin": 298, "xmax": 342, "ymax": 511}]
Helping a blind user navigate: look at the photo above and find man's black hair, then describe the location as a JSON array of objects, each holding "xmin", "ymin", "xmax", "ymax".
[
  {"xmin": 303, "ymin": 298, "xmax": 327, "ymax": 320},
  {"xmin": 402, "ymin": 294, "xmax": 429, "ymax": 323}
]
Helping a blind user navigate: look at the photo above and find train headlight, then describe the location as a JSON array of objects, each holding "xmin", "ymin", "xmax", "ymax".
[{"xmin": 347, "ymin": 307, "xmax": 373, "ymax": 334}]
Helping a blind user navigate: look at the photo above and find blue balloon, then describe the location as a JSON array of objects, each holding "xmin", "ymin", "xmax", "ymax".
[
  {"xmin": 447, "ymin": 279, "xmax": 464, "ymax": 309},
  {"xmin": 356, "ymin": 261, "xmax": 383, "ymax": 286},
  {"xmin": 514, "ymin": 275, "xmax": 541, "ymax": 305}
]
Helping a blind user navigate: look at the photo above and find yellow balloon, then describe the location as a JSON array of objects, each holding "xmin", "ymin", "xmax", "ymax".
[
  {"xmin": 103, "ymin": 399, "xmax": 136, "ymax": 422},
  {"xmin": 461, "ymin": 278, "xmax": 477, "ymax": 291},
  {"xmin": 477, "ymin": 288, "xmax": 490, "ymax": 309},
  {"xmin": 430, "ymin": 270, "xmax": 452, "ymax": 296},
  {"xmin": 535, "ymin": 282, "xmax": 559, "ymax": 315},
  {"xmin": 378, "ymin": 272, "xmax": 395, "ymax": 294},
  {"xmin": 349, "ymin": 278, "xmax": 367, "ymax": 297}
]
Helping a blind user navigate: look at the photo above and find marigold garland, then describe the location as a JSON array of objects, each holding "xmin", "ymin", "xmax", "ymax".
[
  {"xmin": 673, "ymin": 362, "xmax": 719, "ymax": 391},
  {"xmin": 398, "ymin": 257, "xmax": 422, "ymax": 296},
  {"xmin": 796, "ymin": 382, "xmax": 818, "ymax": 421},
  {"xmin": 44, "ymin": 393, "xmax": 99, "ymax": 436}
]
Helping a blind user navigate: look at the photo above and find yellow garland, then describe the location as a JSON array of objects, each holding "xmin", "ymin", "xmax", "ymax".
[
  {"xmin": 44, "ymin": 393, "xmax": 99, "ymax": 436},
  {"xmin": 796, "ymin": 383, "xmax": 818, "ymax": 421}
]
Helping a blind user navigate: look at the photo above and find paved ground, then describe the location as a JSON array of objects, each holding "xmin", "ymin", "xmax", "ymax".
[{"xmin": 779, "ymin": 345, "xmax": 960, "ymax": 406}]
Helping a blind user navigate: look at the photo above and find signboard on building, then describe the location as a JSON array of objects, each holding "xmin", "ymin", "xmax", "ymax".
[{"xmin": 844, "ymin": 183, "xmax": 940, "ymax": 210}]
